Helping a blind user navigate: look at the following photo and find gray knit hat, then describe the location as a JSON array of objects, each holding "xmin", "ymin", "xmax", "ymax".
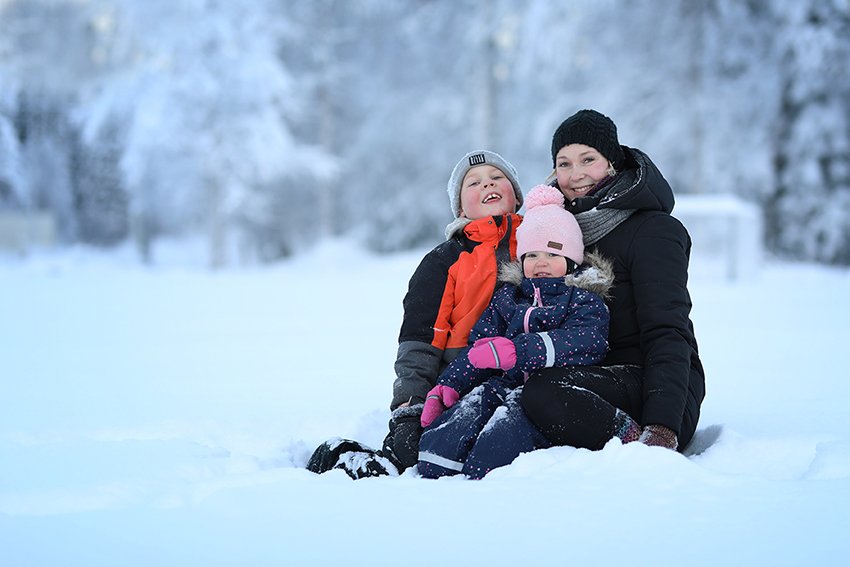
[{"xmin": 446, "ymin": 150, "xmax": 523, "ymax": 218}]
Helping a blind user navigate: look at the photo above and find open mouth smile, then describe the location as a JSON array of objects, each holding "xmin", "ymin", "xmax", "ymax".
[{"xmin": 570, "ymin": 185, "xmax": 594, "ymax": 195}]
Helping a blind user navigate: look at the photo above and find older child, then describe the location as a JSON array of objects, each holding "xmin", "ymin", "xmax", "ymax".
[
  {"xmin": 307, "ymin": 150, "xmax": 524, "ymax": 478},
  {"xmin": 417, "ymin": 184, "xmax": 619, "ymax": 479}
]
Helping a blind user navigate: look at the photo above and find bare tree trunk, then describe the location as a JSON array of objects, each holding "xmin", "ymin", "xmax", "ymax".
[
  {"xmin": 208, "ymin": 177, "xmax": 226, "ymax": 269},
  {"xmin": 315, "ymin": 7, "xmax": 336, "ymax": 239},
  {"xmin": 474, "ymin": 0, "xmax": 496, "ymax": 150},
  {"xmin": 317, "ymin": 78, "xmax": 335, "ymax": 238},
  {"xmin": 687, "ymin": 1, "xmax": 706, "ymax": 194},
  {"xmin": 130, "ymin": 210, "xmax": 152, "ymax": 265}
]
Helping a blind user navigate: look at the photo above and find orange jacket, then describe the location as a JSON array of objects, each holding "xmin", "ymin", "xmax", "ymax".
[{"xmin": 391, "ymin": 214, "xmax": 521, "ymax": 408}]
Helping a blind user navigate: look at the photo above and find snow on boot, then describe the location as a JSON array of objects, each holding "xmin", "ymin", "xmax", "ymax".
[
  {"xmin": 307, "ymin": 438, "xmax": 373, "ymax": 474},
  {"xmin": 334, "ymin": 450, "xmax": 399, "ymax": 480},
  {"xmin": 306, "ymin": 438, "xmax": 398, "ymax": 479}
]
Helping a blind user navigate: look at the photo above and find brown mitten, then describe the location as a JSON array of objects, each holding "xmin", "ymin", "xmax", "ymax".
[{"xmin": 638, "ymin": 424, "xmax": 679, "ymax": 451}]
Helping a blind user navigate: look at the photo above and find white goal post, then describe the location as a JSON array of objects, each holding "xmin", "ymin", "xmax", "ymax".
[
  {"xmin": 0, "ymin": 212, "xmax": 57, "ymax": 255},
  {"xmin": 673, "ymin": 194, "xmax": 762, "ymax": 282}
]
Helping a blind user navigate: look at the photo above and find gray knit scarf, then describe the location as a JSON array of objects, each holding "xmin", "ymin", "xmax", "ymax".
[{"xmin": 574, "ymin": 207, "xmax": 636, "ymax": 246}]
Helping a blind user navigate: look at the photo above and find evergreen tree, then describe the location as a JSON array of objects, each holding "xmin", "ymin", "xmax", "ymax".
[
  {"xmin": 2, "ymin": 0, "xmax": 850, "ymax": 265},
  {"xmin": 769, "ymin": 0, "xmax": 850, "ymax": 264}
]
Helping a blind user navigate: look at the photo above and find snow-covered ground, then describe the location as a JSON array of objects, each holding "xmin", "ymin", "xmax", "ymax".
[{"xmin": 2, "ymin": 239, "xmax": 849, "ymax": 566}]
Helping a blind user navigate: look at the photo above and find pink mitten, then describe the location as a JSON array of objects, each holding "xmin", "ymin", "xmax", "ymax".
[
  {"xmin": 420, "ymin": 385, "xmax": 460, "ymax": 428},
  {"xmin": 468, "ymin": 337, "xmax": 517, "ymax": 370}
]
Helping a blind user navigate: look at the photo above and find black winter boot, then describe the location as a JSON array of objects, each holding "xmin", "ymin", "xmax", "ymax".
[{"xmin": 306, "ymin": 438, "xmax": 398, "ymax": 480}]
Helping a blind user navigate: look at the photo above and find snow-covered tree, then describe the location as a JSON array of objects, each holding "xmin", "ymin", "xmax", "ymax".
[
  {"xmin": 769, "ymin": 0, "xmax": 850, "ymax": 264},
  {"xmin": 0, "ymin": 81, "xmax": 23, "ymax": 210},
  {"xmin": 77, "ymin": 0, "xmax": 332, "ymax": 265},
  {"xmin": 316, "ymin": 0, "xmax": 521, "ymax": 251},
  {"xmin": 2, "ymin": 0, "xmax": 850, "ymax": 265},
  {"xmin": 0, "ymin": 0, "xmax": 86, "ymax": 237},
  {"xmin": 16, "ymin": 92, "xmax": 83, "ymax": 242},
  {"xmin": 693, "ymin": 0, "xmax": 780, "ymax": 199}
]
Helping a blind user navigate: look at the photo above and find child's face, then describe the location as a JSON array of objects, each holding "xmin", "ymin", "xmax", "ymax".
[
  {"xmin": 554, "ymin": 143, "xmax": 611, "ymax": 202},
  {"xmin": 459, "ymin": 165, "xmax": 517, "ymax": 219},
  {"xmin": 523, "ymin": 251, "xmax": 569, "ymax": 279}
]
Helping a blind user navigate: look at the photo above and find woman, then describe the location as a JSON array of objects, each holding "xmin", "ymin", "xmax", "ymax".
[{"xmin": 521, "ymin": 109, "xmax": 705, "ymax": 451}]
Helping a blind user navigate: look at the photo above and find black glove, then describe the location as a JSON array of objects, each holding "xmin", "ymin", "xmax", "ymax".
[{"xmin": 381, "ymin": 404, "xmax": 424, "ymax": 472}]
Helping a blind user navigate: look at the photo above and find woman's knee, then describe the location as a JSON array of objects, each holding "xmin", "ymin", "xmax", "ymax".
[
  {"xmin": 677, "ymin": 403, "xmax": 700, "ymax": 451},
  {"xmin": 521, "ymin": 367, "xmax": 567, "ymax": 417}
]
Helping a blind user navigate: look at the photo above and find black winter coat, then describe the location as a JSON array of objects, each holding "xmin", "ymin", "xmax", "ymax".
[{"xmin": 568, "ymin": 147, "xmax": 705, "ymax": 437}]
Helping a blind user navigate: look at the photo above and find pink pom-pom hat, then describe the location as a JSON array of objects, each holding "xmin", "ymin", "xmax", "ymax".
[{"xmin": 516, "ymin": 184, "xmax": 584, "ymax": 264}]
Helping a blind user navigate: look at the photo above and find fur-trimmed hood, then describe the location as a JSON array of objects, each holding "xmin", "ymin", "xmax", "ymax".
[{"xmin": 498, "ymin": 250, "xmax": 614, "ymax": 299}]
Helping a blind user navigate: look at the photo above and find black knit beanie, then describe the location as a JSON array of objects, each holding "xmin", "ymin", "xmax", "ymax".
[{"xmin": 551, "ymin": 109, "xmax": 626, "ymax": 170}]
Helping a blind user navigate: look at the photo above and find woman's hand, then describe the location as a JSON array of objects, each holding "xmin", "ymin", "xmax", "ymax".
[{"xmin": 638, "ymin": 424, "xmax": 679, "ymax": 451}]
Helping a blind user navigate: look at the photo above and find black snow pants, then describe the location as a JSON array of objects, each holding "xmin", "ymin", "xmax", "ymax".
[{"xmin": 521, "ymin": 364, "xmax": 646, "ymax": 451}]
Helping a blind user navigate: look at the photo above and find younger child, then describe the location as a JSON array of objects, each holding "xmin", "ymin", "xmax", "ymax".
[
  {"xmin": 307, "ymin": 150, "xmax": 524, "ymax": 478},
  {"xmin": 417, "ymin": 184, "xmax": 616, "ymax": 479}
]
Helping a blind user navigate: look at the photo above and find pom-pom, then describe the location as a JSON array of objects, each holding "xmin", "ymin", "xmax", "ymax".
[{"xmin": 524, "ymin": 184, "xmax": 565, "ymax": 211}]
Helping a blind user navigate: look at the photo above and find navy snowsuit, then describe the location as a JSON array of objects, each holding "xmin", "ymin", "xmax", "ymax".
[{"xmin": 418, "ymin": 255, "xmax": 613, "ymax": 479}]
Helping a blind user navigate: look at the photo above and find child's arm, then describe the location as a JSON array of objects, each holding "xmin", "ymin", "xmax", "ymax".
[
  {"xmin": 434, "ymin": 348, "xmax": 500, "ymax": 398},
  {"xmin": 512, "ymin": 288, "xmax": 610, "ymax": 372},
  {"xmin": 391, "ymin": 246, "xmax": 456, "ymax": 409},
  {"xmin": 420, "ymin": 349, "xmax": 499, "ymax": 428},
  {"xmin": 467, "ymin": 295, "xmax": 505, "ymax": 344},
  {"xmin": 438, "ymin": 286, "xmax": 511, "ymax": 396},
  {"xmin": 419, "ymin": 285, "xmax": 512, "ymax": 430}
]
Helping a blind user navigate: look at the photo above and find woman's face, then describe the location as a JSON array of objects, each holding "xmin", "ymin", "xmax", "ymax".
[
  {"xmin": 459, "ymin": 165, "xmax": 517, "ymax": 219},
  {"xmin": 554, "ymin": 144, "xmax": 611, "ymax": 202}
]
